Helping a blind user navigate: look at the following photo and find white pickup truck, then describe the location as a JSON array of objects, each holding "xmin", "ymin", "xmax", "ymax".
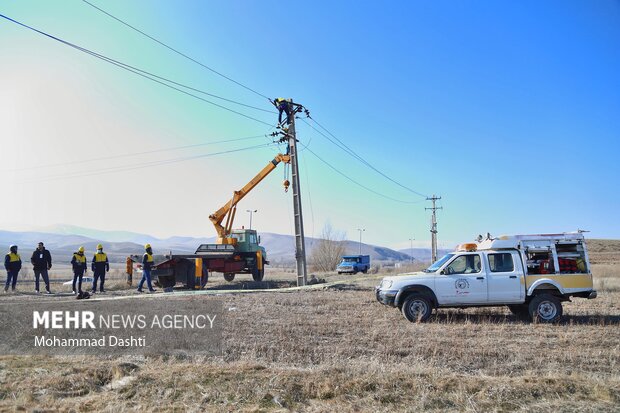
[{"xmin": 376, "ymin": 232, "xmax": 597, "ymax": 323}]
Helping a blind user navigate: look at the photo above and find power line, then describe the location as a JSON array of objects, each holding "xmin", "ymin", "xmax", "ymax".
[
  {"xmin": 300, "ymin": 147, "xmax": 316, "ymax": 239},
  {"xmin": 302, "ymin": 117, "xmax": 429, "ymax": 198},
  {"xmin": 0, "ymin": 13, "xmax": 274, "ymax": 127},
  {"xmin": 19, "ymin": 142, "xmax": 275, "ymax": 183},
  {"xmin": 7, "ymin": 135, "xmax": 267, "ymax": 172},
  {"xmin": 302, "ymin": 144, "xmax": 423, "ymax": 204},
  {"xmin": 81, "ymin": 0, "xmax": 272, "ymax": 102}
]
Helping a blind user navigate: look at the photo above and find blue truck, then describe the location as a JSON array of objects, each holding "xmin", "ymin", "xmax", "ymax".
[{"xmin": 337, "ymin": 255, "xmax": 371, "ymax": 274}]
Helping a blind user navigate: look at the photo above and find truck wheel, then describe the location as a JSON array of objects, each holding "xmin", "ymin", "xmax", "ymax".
[
  {"xmin": 507, "ymin": 304, "xmax": 529, "ymax": 319},
  {"xmin": 223, "ymin": 273, "xmax": 235, "ymax": 282},
  {"xmin": 401, "ymin": 294, "xmax": 433, "ymax": 322},
  {"xmin": 158, "ymin": 275, "xmax": 175, "ymax": 289},
  {"xmin": 252, "ymin": 265, "xmax": 264, "ymax": 282},
  {"xmin": 199, "ymin": 267, "xmax": 209, "ymax": 289},
  {"xmin": 362, "ymin": 268, "xmax": 368, "ymax": 274},
  {"xmin": 528, "ymin": 294, "xmax": 563, "ymax": 323}
]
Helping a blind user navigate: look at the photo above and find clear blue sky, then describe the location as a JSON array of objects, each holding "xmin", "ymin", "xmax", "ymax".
[{"xmin": 0, "ymin": 1, "xmax": 618, "ymax": 249}]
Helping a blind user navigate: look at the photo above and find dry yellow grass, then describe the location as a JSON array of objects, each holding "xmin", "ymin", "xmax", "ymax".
[{"xmin": 0, "ymin": 243, "xmax": 618, "ymax": 411}]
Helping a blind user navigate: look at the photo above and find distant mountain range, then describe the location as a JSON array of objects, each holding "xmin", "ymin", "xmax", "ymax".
[
  {"xmin": 0, "ymin": 224, "xmax": 440, "ymax": 265},
  {"xmin": 398, "ymin": 247, "xmax": 453, "ymax": 262}
]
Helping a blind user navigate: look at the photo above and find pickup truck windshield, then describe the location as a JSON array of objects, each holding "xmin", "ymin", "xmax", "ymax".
[{"xmin": 424, "ymin": 254, "xmax": 454, "ymax": 272}]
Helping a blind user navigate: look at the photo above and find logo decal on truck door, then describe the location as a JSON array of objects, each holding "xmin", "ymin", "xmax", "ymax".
[{"xmin": 455, "ymin": 278, "xmax": 470, "ymax": 290}]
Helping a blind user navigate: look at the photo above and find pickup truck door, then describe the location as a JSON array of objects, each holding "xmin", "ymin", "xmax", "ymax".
[
  {"xmin": 486, "ymin": 252, "xmax": 523, "ymax": 303},
  {"xmin": 435, "ymin": 253, "xmax": 488, "ymax": 305}
]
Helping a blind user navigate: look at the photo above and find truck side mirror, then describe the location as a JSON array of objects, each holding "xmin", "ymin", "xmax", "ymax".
[{"xmin": 258, "ymin": 235, "xmax": 261, "ymax": 244}]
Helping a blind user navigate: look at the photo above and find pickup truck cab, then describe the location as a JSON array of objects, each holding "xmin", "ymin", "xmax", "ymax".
[
  {"xmin": 337, "ymin": 255, "xmax": 370, "ymax": 274},
  {"xmin": 376, "ymin": 232, "xmax": 597, "ymax": 323}
]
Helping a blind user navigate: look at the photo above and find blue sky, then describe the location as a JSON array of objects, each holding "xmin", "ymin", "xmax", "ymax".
[{"xmin": 0, "ymin": 1, "xmax": 618, "ymax": 249}]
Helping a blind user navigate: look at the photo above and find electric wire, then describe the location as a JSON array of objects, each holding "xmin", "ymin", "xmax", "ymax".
[
  {"xmin": 20, "ymin": 143, "xmax": 275, "ymax": 183},
  {"xmin": 302, "ymin": 117, "xmax": 429, "ymax": 198},
  {"xmin": 300, "ymin": 145, "xmax": 316, "ymax": 239},
  {"xmin": 8, "ymin": 135, "xmax": 267, "ymax": 172},
  {"xmin": 1, "ymin": 13, "xmax": 429, "ymax": 204},
  {"xmin": 300, "ymin": 143, "xmax": 423, "ymax": 204},
  {"xmin": 81, "ymin": 0, "xmax": 272, "ymax": 102},
  {"xmin": 0, "ymin": 13, "xmax": 274, "ymax": 126}
]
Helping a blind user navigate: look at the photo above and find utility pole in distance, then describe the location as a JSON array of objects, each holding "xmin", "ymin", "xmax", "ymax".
[
  {"xmin": 357, "ymin": 228, "xmax": 366, "ymax": 255},
  {"xmin": 285, "ymin": 100, "xmax": 307, "ymax": 286},
  {"xmin": 425, "ymin": 195, "xmax": 442, "ymax": 263},
  {"xmin": 409, "ymin": 237, "xmax": 415, "ymax": 263}
]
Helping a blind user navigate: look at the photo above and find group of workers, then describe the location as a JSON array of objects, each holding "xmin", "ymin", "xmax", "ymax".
[{"xmin": 3, "ymin": 242, "xmax": 157, "ymax": 295}]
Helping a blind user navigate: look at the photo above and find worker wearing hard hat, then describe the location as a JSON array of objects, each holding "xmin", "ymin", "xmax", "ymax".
[
  {"xmin": 91, "ymin": 244, "xmax": 109, "ymax": 293},
  {"xmin": 137, "ymin": 244, "xmax": 157, "ymax": 293},
  {"xmin": 274, "ymin": 97, "xmax": 292, "ymax": 125},
  {"xmin": 71, "ymin": 246, "xmax": 88, "ymax": 294},
  {"xmin": 4, "ymin": 245, "xmax": 22, "ymax": 293}
]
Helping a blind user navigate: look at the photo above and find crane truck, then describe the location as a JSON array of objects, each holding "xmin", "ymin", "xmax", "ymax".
[{"xmin": 129, "ymin": 153, "xmax": 291, "ymax": 289}]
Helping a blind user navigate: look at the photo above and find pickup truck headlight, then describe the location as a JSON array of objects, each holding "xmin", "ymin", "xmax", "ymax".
[{"xmin": 381, "ymin": 280, "xmax": 393, "ymax": 289}]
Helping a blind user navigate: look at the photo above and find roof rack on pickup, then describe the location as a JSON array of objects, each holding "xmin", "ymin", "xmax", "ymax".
[{"xmin": 477, "ymin": 232, "xmax": 586, "ymax": 250}]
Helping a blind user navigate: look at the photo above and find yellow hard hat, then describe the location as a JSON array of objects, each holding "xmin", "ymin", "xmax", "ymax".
[
  {"xmin": 97, "ymin": 244, "xmax": 103, "ymax": 249},
  {"xmin": 145, "ymin": 243, "xmax": 151, "ymax": 249},
  {"xmin": 78, "ymin": 246, "xmax": 85, "ymax": 253}
]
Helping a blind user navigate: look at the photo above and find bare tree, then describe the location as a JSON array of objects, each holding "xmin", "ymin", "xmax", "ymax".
[{"xmin": 310, "ymin": 222, "xmax": 346, "ymax": 272}]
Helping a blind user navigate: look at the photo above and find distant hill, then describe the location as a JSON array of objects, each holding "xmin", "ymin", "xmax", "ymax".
[
  {"xmin": 0, "ymin": 225, "xmax": 413, "ymax": 265},
  {"xmin": 398, "ymin": 247, "xmax": 452, "ymax": 262}
]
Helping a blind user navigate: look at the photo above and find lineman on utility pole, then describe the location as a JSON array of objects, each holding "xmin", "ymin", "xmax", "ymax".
[{"xmin": 272, "ymin": 98, "xmax": 307, "ymax": 286}]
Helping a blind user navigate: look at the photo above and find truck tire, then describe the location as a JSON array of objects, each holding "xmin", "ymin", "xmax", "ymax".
[
  {"xmin": 362, "ymin": 268, "xmax": 368, "ymax": 274},
  {"xmin": 158, "ymin": 275, "xmax": 176, "ymax": 289},
  {"xmin": 223, "ymin": 273, "xmax": 235, "ymax": 282},
  {"xmin": 401, "ymin": 294, "xmax": 433, "ymax": 322},
  {"xmin": 198, "ymin": 267, "xmax": 209, "ymax": 289},
  {"xmin": 528, "ymin": 294, "xmax": 563, "ymax": 323},
  {"xmin": 507, "ymin": 304, "xmax": 529, "ymax": 319},
  {"xmin": 252, "ymin": 264, "xmax": 264, "ymax": 282}
]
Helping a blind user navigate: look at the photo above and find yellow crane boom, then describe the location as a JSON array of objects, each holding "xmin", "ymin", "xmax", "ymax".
[{"xmin": 209, "ymin": 153, "xmax": 291, "ymax": 244}]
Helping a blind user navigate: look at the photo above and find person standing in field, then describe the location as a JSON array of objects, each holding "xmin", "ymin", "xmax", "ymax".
[
  {"xmin": 91, "ymin": 244, "xmax": 109, "ymax": 293},
  {"xmin": 31, "ymin": 242, "xmax": 52, "ymax": 294},
  {"xmin": 4, "ymin": 245, "xmax": 22, "ymax": 293},
  {"xmin": 137, "ymin": 243, "xmax": 157, "ymax": 293},
  {"xmin": 71, "ymin": 246, "xmax": 88, "ymax": 295}
]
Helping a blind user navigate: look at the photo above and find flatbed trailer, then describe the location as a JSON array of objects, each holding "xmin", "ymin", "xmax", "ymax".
[{"xmin": 129, "ymin": 239, "xmax": 267, "ymax": 289}]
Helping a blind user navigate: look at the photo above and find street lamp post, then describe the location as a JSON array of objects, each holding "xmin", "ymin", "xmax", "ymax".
[
  {"xmin": 357, "ymin": 228, "xmax": 366, "ymax": 255},
  {"xmin": 409, "ymin": 237, "xmax": 415, "ymax": 263},
  {"xmin": 246, "ymin": 209, "xmax": 257, "ymax": 229}
]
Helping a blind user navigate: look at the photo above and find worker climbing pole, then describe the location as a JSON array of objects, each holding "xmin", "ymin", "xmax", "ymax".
[{"xmin": 273, "ymin": 98, "xmax": 307, "ymax": 286}]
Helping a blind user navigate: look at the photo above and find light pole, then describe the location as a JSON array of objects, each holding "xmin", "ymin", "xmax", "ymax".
[
  {"xmin": 246, "ymin": 209, "xmax": 257, "ymax": 229},
  {"xmin": 357, "ymin": 228, "xmax": 366, "ymax": 255},
  {"xmin": 409, "ymin": 237, "xmax": 415, "ymax": 263}
]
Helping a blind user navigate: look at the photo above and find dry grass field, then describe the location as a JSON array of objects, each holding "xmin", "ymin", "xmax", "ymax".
[{"xmin": 0, "ymin": 241, "xmax": 619, "ymax": 412}]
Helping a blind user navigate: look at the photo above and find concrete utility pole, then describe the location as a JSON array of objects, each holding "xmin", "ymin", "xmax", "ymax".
[
  {"xmin": 286, "ymin": 102, "xmax": 308, "ymax": 286},
  {"xmin": 357, "ymin": 228, "xmax": 366, "ymax": 255},
  {"xmin": 425, "ymin": 195, "xmax": 442, "ymax": 263},
  {"xmin": 246, "ymin": 209, "xmax": 257, "ymax": 230}
]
